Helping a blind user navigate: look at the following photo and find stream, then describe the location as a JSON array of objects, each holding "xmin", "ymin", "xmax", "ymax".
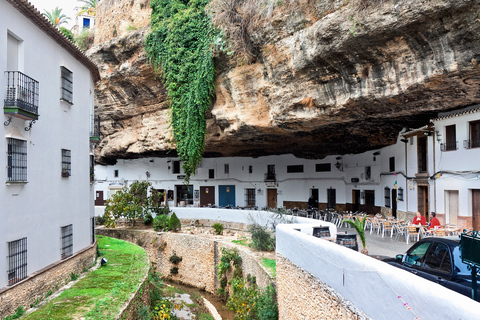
[{"xmin": 165, "ymin": 280, "xmax": 236, "ymax": 320}]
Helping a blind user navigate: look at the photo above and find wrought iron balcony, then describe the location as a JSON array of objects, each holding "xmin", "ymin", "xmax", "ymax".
[
  {"xmin": 4, "ymin": 71, "xmax": 39, "ymax": 124},
  {"xmin": 90, "ymin": 115, "xmax": 100, "ymax": 142},
  {"xmin": 440, "ymin": 142, "xmax": 457, "ymax": 152},
  {"xmin": 464, "ymin": 139, "xmax": 480, "ymax": 149},
  {"xmin": 264, "ymin": 173, "xmax": 276, "ymax": 182}
]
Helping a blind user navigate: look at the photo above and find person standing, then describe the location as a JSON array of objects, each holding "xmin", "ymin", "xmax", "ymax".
[{"xmin": 308, "ymin": 195, "xmax": 316, "ymax": 209}]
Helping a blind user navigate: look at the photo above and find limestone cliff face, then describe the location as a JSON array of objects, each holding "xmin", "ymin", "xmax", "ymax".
[{"xmin": 90, "ymin": 0, "xmax": 480, "ymax": 164}]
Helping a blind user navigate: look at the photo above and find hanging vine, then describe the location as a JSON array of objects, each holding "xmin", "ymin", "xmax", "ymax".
[{"xmin": 145, "ymin": 0, "xmax": 218, "ymax": 182}]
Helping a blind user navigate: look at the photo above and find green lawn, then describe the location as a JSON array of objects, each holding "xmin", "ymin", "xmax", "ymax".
[
  {"xmin": 261, "ymin": 258, "xmax": 276, "ymax": 278},
  {"xmin": 23, "ymin": 236, "xmax": 149, "ymax": 320}
]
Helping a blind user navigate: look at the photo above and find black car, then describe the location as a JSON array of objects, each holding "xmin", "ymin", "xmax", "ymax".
[{"xmin": 384, "ymin": 237, "xmax": 480, "ymax": 300}]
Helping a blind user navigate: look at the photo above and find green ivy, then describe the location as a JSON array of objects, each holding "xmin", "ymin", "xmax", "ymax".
[{"xmin": 146, "ymin": 0, "xmax": 218, "ymax": 182}]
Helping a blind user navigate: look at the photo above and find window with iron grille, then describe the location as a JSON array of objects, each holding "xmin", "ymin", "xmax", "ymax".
[
  {"xmin": 287, "ymin": 165, "xmax": 304, "ymax": 173},
  {"xmin": 7, "ymin": 138, "xmax": 27, "ymax": 182},
  {"xmin": 61, "ymin": 225, "xmax": 73, "ymax": 259},
  {"xmin": 385, "ymin": 187, "xmax": 391, "ymax": 207},
  {"xmin": 209, "ymin": 169, "xmax": 215, "ymax": 179},
  {"xmin": 245, "ymin": 188, "xmax": 256, "ymax": 207},
  {"xmin": 224, "ymin": 163, "xmax": 229, "ymax": 174},
  {"xmin": 398, "ymin": 187, "xmax": 404, "ymax": 201},
  {"xmin": 61, "ymin": 67, "xmax": 73, "ymax": 103},
  {"xmin": 7, "ymin": 237, "xmax": 27, "ymax": 286},
  {"xmin": 62, "ymin": 149, "xmax": 71, "ymax": 177}
]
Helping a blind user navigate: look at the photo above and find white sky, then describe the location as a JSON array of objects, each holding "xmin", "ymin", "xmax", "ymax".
[{"xmin": 27, "ymin": 0, "xmax": 81, "ymax": 29}]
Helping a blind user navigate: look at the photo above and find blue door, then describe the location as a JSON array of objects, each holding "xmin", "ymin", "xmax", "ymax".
[{"xmin": 219, "ymin": 185, "xmax": 235, "ymax": 207}]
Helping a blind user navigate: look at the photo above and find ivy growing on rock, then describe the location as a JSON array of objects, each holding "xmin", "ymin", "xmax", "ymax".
[{"xmin": 146, "ymin": 0, "xmax": 218, "ymax": 182}]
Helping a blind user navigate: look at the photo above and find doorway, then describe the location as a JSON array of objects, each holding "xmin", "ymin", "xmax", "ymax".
[
  {"xmin": 327, "ymin": 188, "xmax": 336, "ymax": 209},
  {"xmin": 417, "ymin": 136, "xmax": 428, "ymax": 173},
  {"xmin": 391, "ymin": 189, "xmax": 397, "ymax": 218},
  {"xmin": 418, "ymin": 186, "xmax": 429, "ymax": 219},
  {"xmin": 176, "ymin": 185, "xmax": 193, "ymax": 206},
  {"xmin": 267, "ymin": 189, "xmax": 277, "ymax": 208},
  {"xmin": 445, "ymin": 190, "xmax": 459, "ymax": 224},
  {"xmin": 352, "ymin": 190, "xmax": 360, "ymax": 212},
  {"xmin": 200, "ymin": 186, "xmax": 215, "ymax": 207},
  {"xmin": 311, "ymin": 188, "xmax": 319, "ymax": 209},
  {"xmin": 94, "ymin": 190, "xmax": 105, "ymax": 206},
  {"xmin": 219, "ymin": 185, "xmax": 235, "ymax": 207},
  {"xmin": 472, "ymin": 189, "xmax": 480, "ymax": 231}
]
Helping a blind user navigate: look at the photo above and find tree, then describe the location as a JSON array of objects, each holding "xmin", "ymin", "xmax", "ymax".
[
  {"xmin": 103, "ymin": 181, "xmax": 164, "ymax": 227},
  {"xmin": 42, "ymin": 7, "xmax": 71, "ymax": 28},
  {"xmin": 60, "ymin": 27, "xmax": 74, "ymax": 41},
  {"xmin": 77, "ymin": 0, "xmax": 97, "ymax": 17}
]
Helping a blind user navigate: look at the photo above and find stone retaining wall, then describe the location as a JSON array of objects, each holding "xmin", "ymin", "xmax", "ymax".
[
  {"xmin": 117, "ymin": 268, "xmax": 151, "ymax": 320},
  {"xmin": 276, "ymin": 254, "xmax": 366, "ymax": 320},
  {"xmin": 0, "ymin": 242, "xmax": 97, "ymax": 318}
]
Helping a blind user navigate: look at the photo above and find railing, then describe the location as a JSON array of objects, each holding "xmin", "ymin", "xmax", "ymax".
[
  {"xmin": 90, "ymin": 115, "xmax": 100, "ymax": 141},
  {"xmin": 464, "ymin": 139, "xmax": 480, "ymax": 149},
  {"xmin": 4, "ymin": 71, "xmax": 39, "ymax": 115},
  {"xmin": 264, "ymin": 173, "xmax": 276, "ymax": 181},
  {"xmin": 440, "ymin": 141, "xmax": 457, "ymax": 151}
]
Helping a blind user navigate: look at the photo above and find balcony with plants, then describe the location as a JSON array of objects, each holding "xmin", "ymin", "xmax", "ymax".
[{"xmin": 4, "ymin": 71, "xmax": 39, "ymax": 126}]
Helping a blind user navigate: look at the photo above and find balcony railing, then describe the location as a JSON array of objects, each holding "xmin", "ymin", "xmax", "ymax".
[
  {"xmin": 464, "ymin": 139, "xmax": 480, "ymax": 149},
  {"xmin": 90, "ymin": 115, "xmax": 100, "ymax": 142},
  {"xmin": 4, "ymin": 71, "xmax": 39, "ymax": 121},
  {"xmin": 440, "ymin": 142, "xmax": 457, "ymax": 152},
  {"xmin": 264, "ymin": 173, "xmax": 276, "ymax": 182}
]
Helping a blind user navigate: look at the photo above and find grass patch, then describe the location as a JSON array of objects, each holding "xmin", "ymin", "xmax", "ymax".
[
  {"xmin": 261, "ymin": 258, "xmax": 276, "ymax": 278},
  {"xmin": 231, "ymin": 237, "xmax": 249, "ymax": 246},
  {"xmin": 23, "ymin": 236, "xmax": 149, "ymax": 320}
]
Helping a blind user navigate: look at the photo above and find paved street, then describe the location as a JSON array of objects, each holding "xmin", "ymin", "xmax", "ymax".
[{"xmin": 337, "ymin": 226, "xmax": 412, "ymax": 258}]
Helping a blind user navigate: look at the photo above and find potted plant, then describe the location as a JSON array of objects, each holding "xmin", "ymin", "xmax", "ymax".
[{"xmin": 342, "ymin": 214, "xmax": 368, "ymax": 255}]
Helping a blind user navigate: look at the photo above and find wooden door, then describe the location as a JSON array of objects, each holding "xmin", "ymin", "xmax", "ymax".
[
  {"xmin": 417, "ymin": 137, "xmax": 428, "ymax": 173},
  {"xmin": 200, "ymin": 186, "xmax": 215, "ymax": 207},
  {"xmin": 267, "ymin": 189, "xmax": 277, "ymax": 208},
  {"xmin": 327, "ymin": 188, "xmax": 336, "ymax": 209},
  {"xmin": 219, "ymin": 185, "xmax": 235, "ymax": 207},
  {"xmin": 473, "ymin": 190, "xmax": 480, "ymax": 231},
  {"xmin": 352, "ymin": 190, "xmax": 360, "ymax": 212},
  {"xmin": 94, "ymin": 190, "xmax": 105, "ymax": 206},
  {"xmin": 418, "ymin": 186, "xmax": 429, "ymax": 217},
  {"xmin": 446, "ymin": 190, "xmax": 458, "ymax": 224},
  {"xmin": 391, "ymin": 189, "xmax": 397, "ymax": 218}
]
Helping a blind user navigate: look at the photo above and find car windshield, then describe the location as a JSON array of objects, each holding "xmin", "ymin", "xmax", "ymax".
[{"xmin": 405, "ymin": 242, "xmax": 431, "ymax": 266}]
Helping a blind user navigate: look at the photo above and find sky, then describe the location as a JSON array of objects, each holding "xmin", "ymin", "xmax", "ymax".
[{"xmin": 28, "ymin": 0, "xmax": 81, "ymax": 29}]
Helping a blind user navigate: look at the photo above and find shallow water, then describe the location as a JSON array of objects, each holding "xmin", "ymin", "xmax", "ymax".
[{"xmin": 165, "ymin": 280, "xmax": 236, "ymax": 320}]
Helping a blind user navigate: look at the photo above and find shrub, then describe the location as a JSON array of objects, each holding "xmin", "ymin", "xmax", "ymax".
[
  {"xmin": 169, "ymin": 251, "xmax": 182, "ymax": 264},
  {"xmin": 95, "ymin": 215, "xmax": 106, "ymax": 225},
  {"xmin": 3, "ymin": 306, "xmax": 25, "ymax": 320},
  {"xmin": 256, "ymin": 284, "xmax": 278, "ymax": 320},
  {"xmin": 70, "ymin": 272, "xmax": 79, "ymax": 281},
  {"xmin": 170, "ymin": 267, "xmax": 179, "ymax": 274},
  {"xmin": 249, "ymin": 224, "xmax": 275, "ymax": 251},
  {"xmin": 168, "ymin": 212, "xmax": 181, "ymax": 232},
  {"xmin": 144, "ymin": 212, "xmax": 153, "ymax": 225},
  {"xmin": 153, "ymin": 214, "xmax": 170, "ymax": 231},
  {"xmin": 212, "ymin": 223, "xmax": 224, "ymax": 235},
  {"xmin": 60, "ymin": 27, "xmax": 74, "ymax": 41},
  {"xmin": 74, "ymin": 28, "xmax": 94, "ymax": 51}
]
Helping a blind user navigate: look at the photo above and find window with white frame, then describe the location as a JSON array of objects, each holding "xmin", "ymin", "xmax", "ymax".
[
  {"xmin": 61, "ymin": 66, "xmax": 73, "ymax": 103},
  {"xmin": 384, "ymin": 187, "xmax": 391, "ymax": 207},
  {"xmin": 7, "ymin": 138, "xmax": 27, "ymax": 182},
  {"xmin": 62, "ymin": 149, "xmax": 71, "ymax": 177},
  {"xmin": 7, "ymin": 237, "xmax": 27, "ymax": 286},
  {"xmin": 61, "ymin": 225, "xmax": 73, "ymax": 259}
]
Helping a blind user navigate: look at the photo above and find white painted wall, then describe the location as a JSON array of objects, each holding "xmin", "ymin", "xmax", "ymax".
[
  {"xmin": 0, "ymin": 1, "xmax": 95, "ymax": 289},
  {"xmin": 276, "ymin": 224, "xmax": 479, "ymax": 320}
]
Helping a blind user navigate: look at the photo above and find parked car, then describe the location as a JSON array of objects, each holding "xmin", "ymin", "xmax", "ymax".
[{"xmin": 384, "ymin": 237, "xmax": 480, "ymax": 300}]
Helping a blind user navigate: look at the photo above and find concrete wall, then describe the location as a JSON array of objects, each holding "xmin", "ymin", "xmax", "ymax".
[
  {"xmin": 0, "ymin": 242, "xmax": 96, "ymax": 318},
  {"xmin": 276, "ymin": 223, "xmax": 480, "ymax": 320},
  {"xmin": 0, "ymin": 1, "xmax": 96, "ymax": 289}
]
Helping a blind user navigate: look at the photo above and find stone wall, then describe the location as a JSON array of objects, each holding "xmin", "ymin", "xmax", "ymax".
[
  {"xmin": 276, "ymin": 254, "xmax": 366, "ymax": 320},
  {"xmin": 117, "ymin": 268, "xmax": 152, "ymax": 320},
  {"xmin": 0, "ymin": 242, "xmax": 97, "ymax": 318},
  {"xmin": 94, "ymin": 0, "xmax": 151, "ymax": 44}
]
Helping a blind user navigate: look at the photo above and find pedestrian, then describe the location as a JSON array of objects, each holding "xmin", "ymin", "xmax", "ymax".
[{"xmin": 308, "ymin": 195, "xmax": 315, "ymax": 209}]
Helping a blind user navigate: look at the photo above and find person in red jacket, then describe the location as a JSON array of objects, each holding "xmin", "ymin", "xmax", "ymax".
[
  {"xmin": 412, "ymin": 211, "xmax": 426, "ymax": 226},
  {"xmin": 428, "ymin": 212, "xmax": 441, "ymax": 230}
]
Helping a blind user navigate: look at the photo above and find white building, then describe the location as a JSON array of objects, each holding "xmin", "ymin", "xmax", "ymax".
[
  {"xmin": 95, "ymin": 105, "xmax": 480, "ymax": 231},
  {"xmin": 1, "ymin": 0, "xmax": 99, "ymax": 290}
]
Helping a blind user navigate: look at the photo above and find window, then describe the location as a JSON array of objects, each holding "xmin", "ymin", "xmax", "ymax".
[
  {"xmin": 61, "ymin": 225, "xmax": 73, "ymax": 259},
  {"xmin": 60, "ymin": 66, "xmax": 73, "ymax": 104},
  {"xmin": 173, "ymin": 161, "xmax": 180, "ymax": 174},
  {"xmin": 7, "ymin": 138, "xmax": 27, "ymax": 182},
  {"xmin": 245, "ymin": 188, "xmax": 256, "ymax": 207},
  {"xmin": 83, "ymin": 17, "xmax": 91, "ymax": 29},
  {"xmin": 249, "ymin": 165, "xmax": 253, "ymax": 174},
  {"xmin": 398, "ymin": 187, "xmax": 404, "ymax": 201},
  {"xmin": 441, "ymin": 125, "xmax": 456, "ymax": 151},
  {"xmin": 61, "ymin": 149, "xmax": 71, "ymax": 177},
  {"xmin": 266, "ymin": 165, "xmax": 275, "ymax": 180},
  {"xmin": 287, "ymin": 165, "xmax": 304, "ymax": 173},
  {"xmin": 423, "ymin": 242, "xmax": 452, "ymax": 274},
  {"xmin": 365, "ymin": 166, "xmax": 371, "ymax": 180},
  {"xmin": 389, "ymin": 157, "xmax": 395, "ymax": 172},
  {"xmin": 365, "ymin": 190, "xmax": 375, "ymax": 206},
  {"xmin": 224, "ymin": 164, "xmax": 229, "ymax": 174},
  {"xmin": 209, "ymin": 169, "xmax": 215, "ymax": 179},
  {"xmin": 384, "ymin": 187, "xmax": 391, "ymax": 207},
  {"xmin": 90, "ymin": 155, "xmax": 94, "ymax": 182},
  {"xmin": 466, "ymin": 120, "xmax": 480, "ymax": 149},
  {"xmin": 316, "ymin": 163, "xmax": 331, "ymax": 172},
  {"xmin": 7, "ymin": 237, "xmax": 27, "ymax": 286},
  {"xmin": 114, "ymin": 169, "xmax": 119, "ymax": 178}
]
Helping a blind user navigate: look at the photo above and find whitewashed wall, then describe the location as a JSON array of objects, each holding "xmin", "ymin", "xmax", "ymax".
[
  {"xmin": 276, "ymin": 224, "xmax": 479, "ymax": 320},
  {"xmin": 0, "ymin": 2, "xmax": 95, "ymax": 289}
]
